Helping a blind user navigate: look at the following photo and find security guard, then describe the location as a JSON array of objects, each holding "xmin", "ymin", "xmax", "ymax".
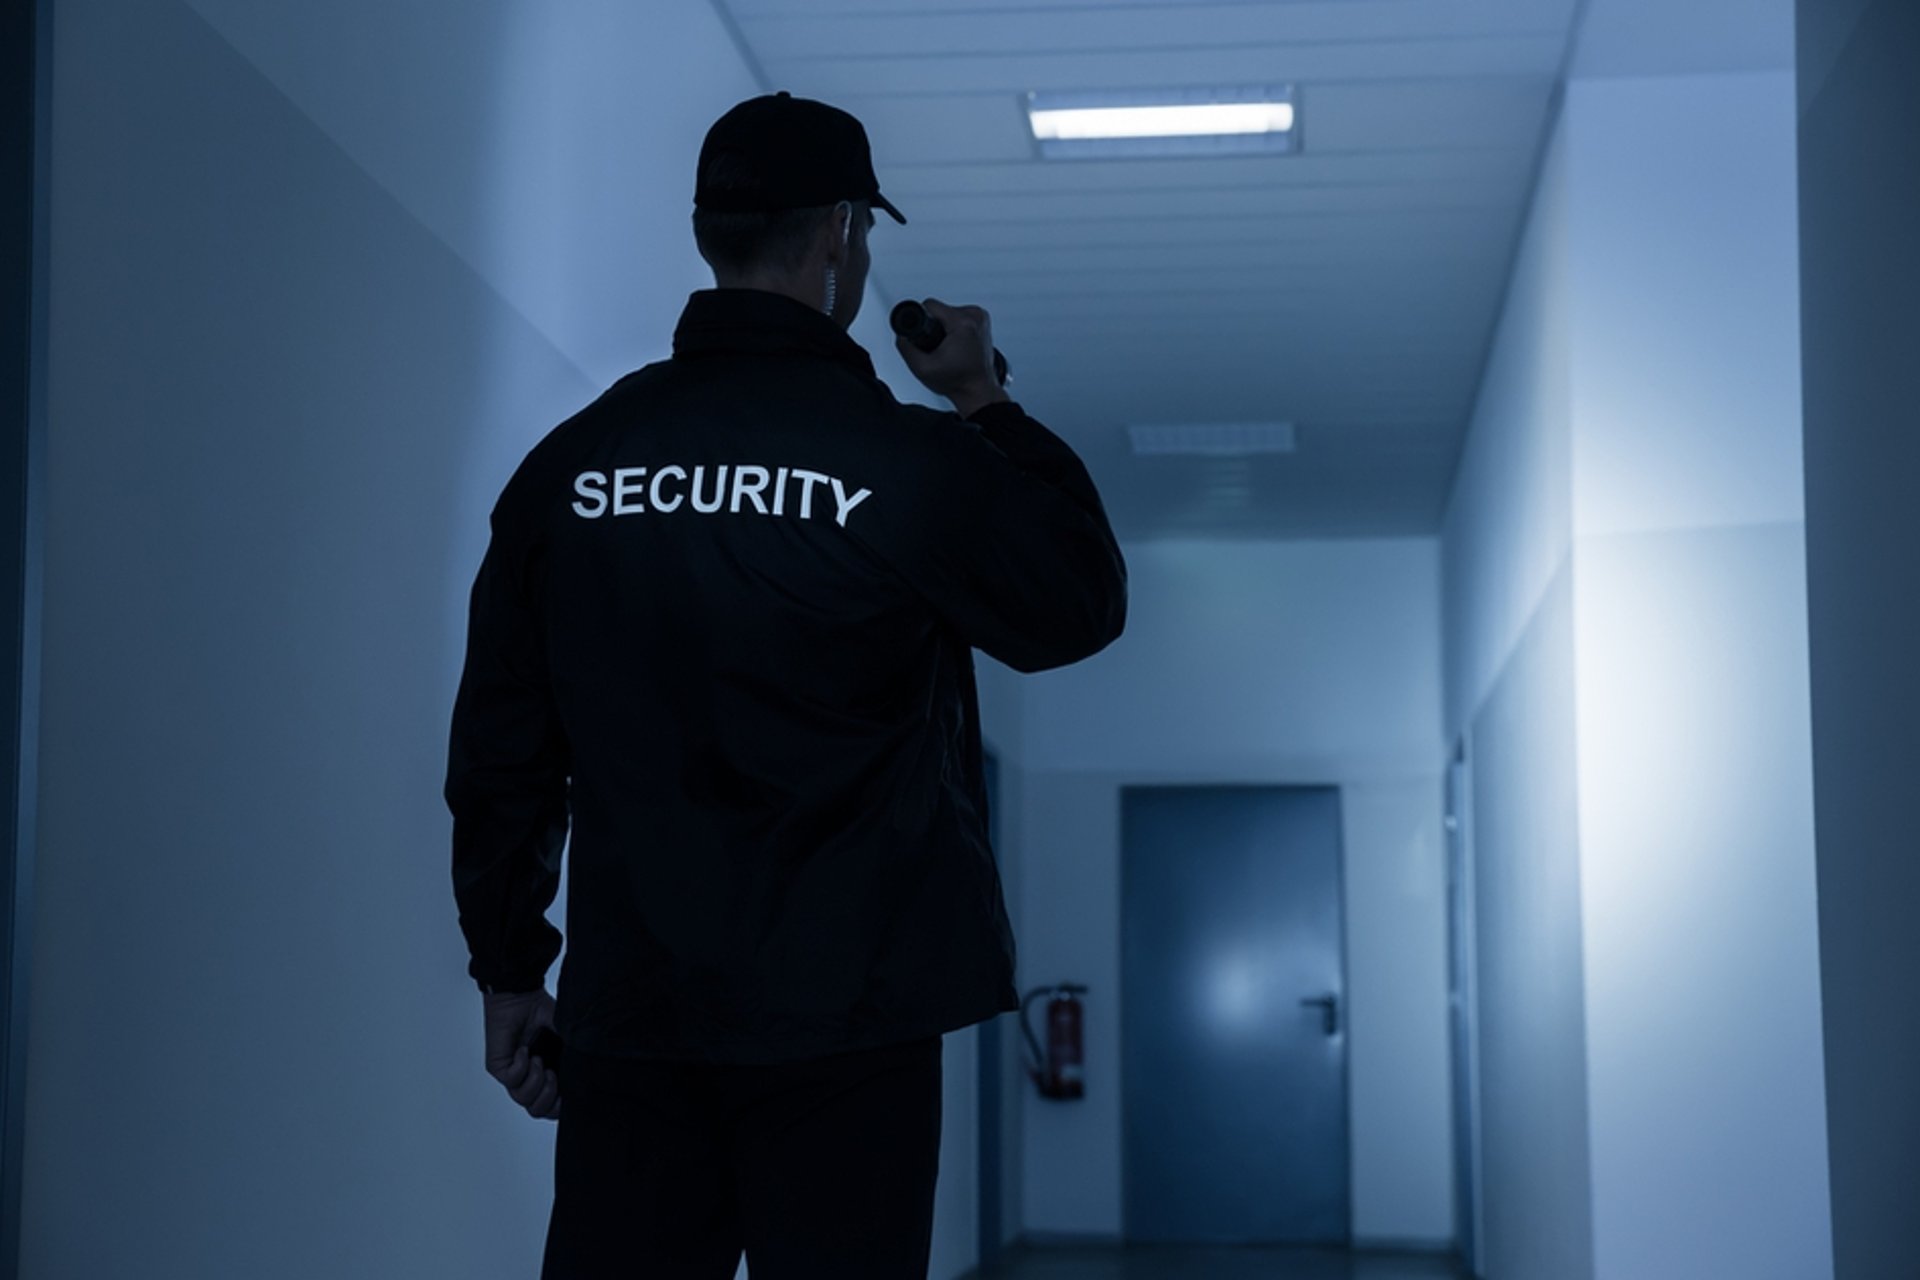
[{"xmin": 446, "ymin": 91, "xmax": 1127, "ymax": 1279}]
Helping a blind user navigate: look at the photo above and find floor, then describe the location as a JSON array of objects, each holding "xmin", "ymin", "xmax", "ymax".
[{"xmin": 970, "ymin": 1243, "xmax": 1470, "ymax": 1280}]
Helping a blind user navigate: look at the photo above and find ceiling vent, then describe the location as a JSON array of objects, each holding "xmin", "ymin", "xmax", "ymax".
[{"xmin": 1128, "ymin": 422, "xmax": 1298, "ymax": 457}]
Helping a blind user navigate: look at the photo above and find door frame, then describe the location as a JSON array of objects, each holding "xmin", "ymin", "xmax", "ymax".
[
  {"xmin": 1, "ymin": 2, "xmax": 50, "ymax": 1278},
  {"xmin": 977, "ymin": 747, "xmax": 1004, "ymax": 1269},
  {"xmin": 1117, "ymin": 780, "xmax": 1353, "ymax": 1245},
  {"xmin": 1446, "ymin": 733, "xmax": 1486, "ymax": 1277}
]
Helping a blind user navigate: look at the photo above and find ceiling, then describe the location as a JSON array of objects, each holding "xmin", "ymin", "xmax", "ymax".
[
  {"xmin": 714, "ymin": 0, "xmax": 1588, "ymax": 538},
  {"xmin": 1572, "ymin": 0, "xmax": 1794, "ymax": 79},
  {"xmin": 176, "ymin": 0, "xmax": 1793, "ymax": 542}
]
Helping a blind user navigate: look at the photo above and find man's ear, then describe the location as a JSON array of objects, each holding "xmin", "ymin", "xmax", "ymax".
[{"xmin": 823, "ymin": 200, "xmax": 852, "ymax": 267}]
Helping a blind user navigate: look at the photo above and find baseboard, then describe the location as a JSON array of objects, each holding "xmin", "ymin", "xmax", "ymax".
[
  {"xmin": 1351, "ymin": 1235, "xmax": 1458, "ymax": 1256},
  {"xmin": 1012, "ymin": 1231, "xmax": 1458, "ymax": 1255},
  {"xmin": 1010, "ymin": 1230, "xmax": 1125, "ymax": 1249}
]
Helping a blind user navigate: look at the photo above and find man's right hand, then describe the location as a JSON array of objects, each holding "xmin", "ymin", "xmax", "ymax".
[
  {"xmin": 484, "ymin": 988, "xmax": 562, "ymax": 1121},
  {"xmin": 895, "ymin": 298, "xmax": 1006, "ymax": 415}
]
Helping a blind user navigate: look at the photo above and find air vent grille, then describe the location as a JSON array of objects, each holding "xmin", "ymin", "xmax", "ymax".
[{"xmin": 1128, "ymin": 422, "xmax": 1298, "ymax": 457}]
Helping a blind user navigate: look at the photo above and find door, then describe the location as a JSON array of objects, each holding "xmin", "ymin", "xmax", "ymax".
[{"xmin": 1121, "ymin": 784, "xmax": 1350, "ymax": 1245}]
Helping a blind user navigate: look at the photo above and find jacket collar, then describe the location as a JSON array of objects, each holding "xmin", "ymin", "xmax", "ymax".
[{"xmin": 672, "ymin": 287, "xmax": 877, "ymax": 383}]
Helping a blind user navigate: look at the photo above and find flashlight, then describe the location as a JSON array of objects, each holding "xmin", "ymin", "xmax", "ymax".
[{"xmin": 890, "ymin": 299, "xmax": 1011, "ymax": 387}]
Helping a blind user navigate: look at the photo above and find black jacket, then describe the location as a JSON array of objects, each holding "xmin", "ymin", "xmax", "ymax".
[{"xmin": 445, "ymin": 286, "xmax": 1127, "ymax": 1064}]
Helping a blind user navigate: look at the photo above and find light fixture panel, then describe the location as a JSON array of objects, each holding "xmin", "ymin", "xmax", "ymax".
[{"xmin": 1026, "ymin": 85, "xmax": 1299, "ymax": 160}]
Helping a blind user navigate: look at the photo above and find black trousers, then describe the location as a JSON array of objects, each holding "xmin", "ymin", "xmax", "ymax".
[{"xmin": 540, "ymin": 1033, "xmax": 943, "ymax": 1279}]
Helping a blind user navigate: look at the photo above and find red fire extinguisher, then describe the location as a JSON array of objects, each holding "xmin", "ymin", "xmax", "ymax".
[{"xmin": 1020, "ymin": 982, "xmax": 1088, "ymax": 1100}]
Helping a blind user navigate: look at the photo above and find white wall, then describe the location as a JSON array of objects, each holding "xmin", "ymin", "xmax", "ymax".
[
  {"xmin": 29, "ymin": 2, "xmax": 984, "ymax": 1278},
  {"xmin": 1442, "ymin": 114, "xmax": 1596, "ymax": 1279},
  {"xmin": 1444, "ymin": 65, "xmax": 1834, "ymax": 1280},
  {"xmin": 1441, "ymin": 116, "xmax": 1572, "ymax": 750},
  {"xmin": 1565, "ymin": 72, "xmax": 1832, "ymax": 1280},
  {"xmin": 1010, "ymin": 537, "xmax": 1454, "ymax": 1247}
]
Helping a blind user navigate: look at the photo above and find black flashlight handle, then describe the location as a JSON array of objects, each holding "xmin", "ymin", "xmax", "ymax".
[
  {"xmin": 890, "ymin": 300, "xmax": 1010, "ymax": 387},
  {"xmin": 530, "ymin": 1026, "xmax": 565, "ymax": 1086}
]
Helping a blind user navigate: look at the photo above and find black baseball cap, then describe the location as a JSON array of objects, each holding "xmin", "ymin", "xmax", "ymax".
[{"xmin": 695, "ymin": 91, "xmax": 906, "ymax": 225}]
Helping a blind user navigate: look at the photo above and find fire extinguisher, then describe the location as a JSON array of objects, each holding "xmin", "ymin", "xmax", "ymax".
[{"xmin": 1019, "ymin": 982, "xmax": 1088, "ymax": 1100}]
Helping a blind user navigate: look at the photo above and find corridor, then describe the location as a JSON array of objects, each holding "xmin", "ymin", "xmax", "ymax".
[{"xmin": 2, "ymin": 0, "xmax": 1913, "ymax": 1278}]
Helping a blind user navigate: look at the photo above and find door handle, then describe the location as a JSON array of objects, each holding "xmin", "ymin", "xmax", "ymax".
[{"xmin": 1300, "ymin": 994, "xmax": 1340, "ymax": 1037}]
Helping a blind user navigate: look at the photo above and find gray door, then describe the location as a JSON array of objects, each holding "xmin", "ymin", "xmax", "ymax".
[{"xmin": 1121, "ymin": 785, "xmax": 1350, "ymax": 1245}]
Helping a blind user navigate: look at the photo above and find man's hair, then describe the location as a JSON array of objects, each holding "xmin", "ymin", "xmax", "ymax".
[{"xmin": 692, "ymin": 149, "xmax": 854, "ymax": 277}]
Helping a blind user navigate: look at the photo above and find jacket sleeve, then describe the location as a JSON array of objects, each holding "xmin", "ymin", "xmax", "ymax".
[
  {"xmin": 883, "ymin": 398, "xmax": 1128, "ymax": 674},
  {"xmin": 444, "ymin": 488, "xmax": 569, "ymax": 995}
]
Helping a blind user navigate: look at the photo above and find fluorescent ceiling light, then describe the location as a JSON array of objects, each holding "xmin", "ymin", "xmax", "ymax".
[
  {"xmin": 1129, "ymin": 422, "xmax": 1297, "ymax": 457},
  {"xmin": 1030, "ymin": 102, "xmax": 1295, "ymax": 141},
  {"xmin": 1027, "ymin": 85, "xmax": 1298, "ymax": 159}
]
